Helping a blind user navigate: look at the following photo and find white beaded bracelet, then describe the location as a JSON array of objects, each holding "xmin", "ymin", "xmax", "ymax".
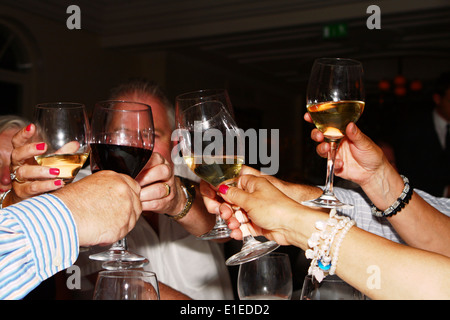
[{"xmin": 305, "ymin": 209, "xmax": 355, "ymax": 282}]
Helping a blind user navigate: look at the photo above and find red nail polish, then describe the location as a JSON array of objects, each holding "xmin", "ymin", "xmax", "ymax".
[
  {"xmin": 26, "ymin": 124, "xmax": 32, "ymax": 131},
  {"xmin": 54, "ymin": 180, "xmax": 62, "ymax": 186},
  {"xmin": 36, "ymin": 143, "xmax": 45, "ymax": 150},
  {"xmin": 218, "ymin": 184, "xmax": 229, "ymax": 194},
  {"xmin": 49, "ymin": 168, "xmax": 60, "ymax": 175}
]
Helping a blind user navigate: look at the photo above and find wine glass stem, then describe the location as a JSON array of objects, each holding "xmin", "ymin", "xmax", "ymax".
[
  {"xmin": 110, "ymin": 237, "xmax": 128, "ymax": 252},
  {"xmin": 323, "ymin": 139, "xmax": 341, "ymax": 195}
]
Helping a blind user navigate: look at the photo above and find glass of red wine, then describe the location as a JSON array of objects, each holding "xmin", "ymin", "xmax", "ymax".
[{"xmin": 89, "ymin": 100, "xmax": 154, "ymax": 269}]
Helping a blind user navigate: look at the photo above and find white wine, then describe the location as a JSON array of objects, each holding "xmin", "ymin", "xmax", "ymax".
[
  {"xmin": 307, "ymin": 100, "xmax": 364, "ymax": 139},
  {"xmin": 35, "ymin": 153, "xmax": 89, "ymax": 183},
  {"xmin": 184, "ymin": 155, "xmax": 244, "ymax": 186}
]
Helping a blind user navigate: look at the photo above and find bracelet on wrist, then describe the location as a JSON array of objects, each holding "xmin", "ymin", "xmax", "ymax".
[
  {"xmin": 370, "ymin": 175, "xmax": 413, "ymax": 218},
  {"xmin": 305, "ymin": 209, "xmax": 355, "ymax": 283},
  {"xmin": 164, "ymin": 177, "xmax": 196, "ymax": 221}
]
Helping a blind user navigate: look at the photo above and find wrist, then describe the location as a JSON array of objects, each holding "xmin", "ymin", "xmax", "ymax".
[
  {"xmin": 164, "ymin": 177, "xmax": 195, "ymax": 221},
  {"xmin": 360, "ymin": 161, "xmax": 404, "ymax": 211}
]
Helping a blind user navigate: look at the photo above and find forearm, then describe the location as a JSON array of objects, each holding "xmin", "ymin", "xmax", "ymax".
[
  {"xmin": 360, "ymin": 161, "xmax": 450, "ymax": 256},
  {"xmin": 281, "ymin": 205, "xmax": 450, "ymax": 299},
  {"xmin": 173, "ymin": 185, "xmax": 216, "ymax": 237},
  {"xmin": 335, "ymin": 227, "xmax": 450, "ymax": 299},
  {"xmin": 159, "ymin": 281, "xmax": 192, "ymax": 300}
]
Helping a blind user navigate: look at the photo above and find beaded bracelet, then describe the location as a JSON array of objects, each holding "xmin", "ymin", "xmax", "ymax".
[
  {"xmin": 305, "ymin": 209, "xmax": 355, "ymax": 282},
  {"xmin": 370, "ymin": 175, "xmax": 413, "ymax": 218}
]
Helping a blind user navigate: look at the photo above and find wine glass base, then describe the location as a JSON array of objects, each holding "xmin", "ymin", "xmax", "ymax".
[
  {"xmin": 302, "ymin": 194, "xmax": 353, "ymax": 209},
  {"xmin": 89, "ymin": 249, "xmax": 148, "ymax": 262},
  {"xmin": 226, "ymin": 240, "xmax": 280, "ymax": 266},
  {"xmin": 199, "ymin": 226, "xmax": 232, "ymax": 240},
  {"xmin": 102, "ymin": 258, "xmax": 149, "ymax": 270}
]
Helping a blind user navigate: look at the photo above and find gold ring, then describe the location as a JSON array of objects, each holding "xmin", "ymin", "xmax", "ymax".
[
  {"xmin": 163, "ymin": 183, "xmax": 171, "ymax": 198},
  {"xmin": 10, "ymin": 169, "xmax": 25, "ymax": 183}
]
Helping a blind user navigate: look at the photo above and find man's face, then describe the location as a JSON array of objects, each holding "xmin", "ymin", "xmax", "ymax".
[
  {"xmin": 117, "ymin": 93, "xmax": 173, "ymax": 164},
  {"xmin": 433, "ymin": 88, "xmax": 450, "ymax": 122}
]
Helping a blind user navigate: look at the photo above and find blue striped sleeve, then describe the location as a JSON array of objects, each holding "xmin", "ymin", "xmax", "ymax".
[{"xmin": 0, "ymin": 194, "xmax": 79, "ymax": 300}]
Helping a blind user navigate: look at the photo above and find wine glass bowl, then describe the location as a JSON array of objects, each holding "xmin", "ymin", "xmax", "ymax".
[
  {"xmin": 300, "ymin": 274, "xmax": 365, "ymax": 300},
  {"xmin": 238, "ymin": 252, "xmax": 293, "ymax": 300},
  {"xmin": 93, "ymin": 270, "xmax": 160, "ymax": 300},
  {"xmin": 33, "ymin": 102, "xmax": 90, "ymax": 184},
  {"xmin": 302, "ymin": 58, "xmax": 365, "ymax": 209},
  {"xmin": 89, "ymin": 100, "xmax": 154, "ymax": 267}
]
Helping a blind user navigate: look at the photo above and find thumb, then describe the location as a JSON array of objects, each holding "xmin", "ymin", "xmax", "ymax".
[
  {"xmin": 346, "ymin": 122, "xmax": 373, "ymax": 151},
  {"xmin": 218, "ymin": 183, "xmax": 249, "ymax": 209}
]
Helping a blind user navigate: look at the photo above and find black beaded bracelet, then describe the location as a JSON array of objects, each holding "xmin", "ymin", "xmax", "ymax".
[{"xmin": 370, "ymin": 175, "xmax": 413, "ymax": 218}]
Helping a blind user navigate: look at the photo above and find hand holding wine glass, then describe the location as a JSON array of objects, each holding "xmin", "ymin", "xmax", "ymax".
[
  {"xmin": 89, "ymin": 100, "xmax": 154, "ymax": 269},
  {"xmin": 302, "ymin": 58, "xmax": 365, "ymax": 209},
  {"xmin": 33, "ymin": 102, "xmax": 90, "ymax": 184}
]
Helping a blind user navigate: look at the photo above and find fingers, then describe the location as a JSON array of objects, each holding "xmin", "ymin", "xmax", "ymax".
[
  {"xmin": 136, "ymin": 152, "xmax": 172, "ymax": 186},
  {"xmin": 55, "ymin": 141, "xmax": 80, "ymax": 154},
  {"xmin": 11, "ymin": 123, "xmax": 35, "ymax": 149},
  {"xmin": 304, "ymin": 112, "xmax": 313, "ymax": 123}
]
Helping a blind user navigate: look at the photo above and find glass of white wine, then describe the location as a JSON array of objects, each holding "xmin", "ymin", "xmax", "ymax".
[
  {"xmin": 175, "ymin": 89, "xmax": 235, "ymax": 240},
  {"xmin": 33, "ymin": 102, "xmax": 90, "ymax": 184},
  {"xmin": 176, "ymin": 99, "xmax": 279, "ymax": 265},
  {"xmin": 302, "ymin": 58, "xmax": 365, "ymax": 209}
]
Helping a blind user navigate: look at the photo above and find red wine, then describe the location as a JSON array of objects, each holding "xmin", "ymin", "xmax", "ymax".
[{"xmin": 90, "ymin": 143, "xmax": 152, "ymax": 178}]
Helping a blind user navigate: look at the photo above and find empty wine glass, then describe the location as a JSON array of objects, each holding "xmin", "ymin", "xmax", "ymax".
[
  {"xmin": 238, "ymin": 252, "xmax": 292, "ymax": 300},
  {"xmin": 33, "ymin": 102, "xmax": 90, "ymax": 184},
  {"xmin": 93, "ymin": 270, "xmax": 160, "ymax": 300},
  {"xmin": 175, "ymin": 99, "xmax": 279, "ymax": 265},
  {"xmin": 302, "ymin": 58, "xmax": 365, "ymax": 209},
  {"xmin": 89, "ymin": 100, "xmax": 154, "ymax": 269},
  {"xmin": 300, "ymin": 274, "xmax": 365, "ymax": 300}
]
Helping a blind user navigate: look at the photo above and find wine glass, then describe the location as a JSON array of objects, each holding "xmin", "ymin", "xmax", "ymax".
[
  {"xmin": 238, "ymin": 252, "xmax": 292, "ymax": 300},
  {"xmin": 93, "ymin": 270, "xmax": 160, "ymax": 300},
  {"xmin": 300, "ymin": 274, "xmax": 365, "ymax": 300},
  {"xmin": 175, "ymin": 89, "xmax": 235, "ymax": 240},
  {"xmin": 302, "ymin": 58, "xmax": 365, "ymax": 209},
  {"xmin": 88, "ymin": 100, "xmax": 154, "ymax": 269},
  {"xmin": 175, "ymin": 99, "xmax": 279, "ymax": 265},
  {"xmin": 33, "ymin": 102, "xmax": 90, "ymax": 184}
]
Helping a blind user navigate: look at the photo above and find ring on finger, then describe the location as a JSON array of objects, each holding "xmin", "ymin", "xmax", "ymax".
[
  {"xmin": 163, "ymin": 183, "xmax": 171, "ymax": 198},
  {"xmin": 10, "ymin": 169, "xmax": 25, "ymax": 183}
]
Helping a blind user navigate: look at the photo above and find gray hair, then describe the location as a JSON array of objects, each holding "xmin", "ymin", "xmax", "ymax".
[
  {"xmin": 0, "ymin": 115, "xmax": 28, "ymax": 134},
  {"xmin": 109, "ymin": 78, "xmax": 175, "ymax": 129}
]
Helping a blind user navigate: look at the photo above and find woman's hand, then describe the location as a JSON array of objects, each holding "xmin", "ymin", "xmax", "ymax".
[{"xmin": 8, "ymin": 124, "xmax": 63, "ymax": 205}]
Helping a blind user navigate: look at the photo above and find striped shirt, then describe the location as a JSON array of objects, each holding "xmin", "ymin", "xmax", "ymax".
[
  {"xmin": 334, "ymin": 187, "xmax": 450, "ymax": 244},
  {"xmin": 0, "ymin": 194, "xmax": 79, "ymax": 300}
]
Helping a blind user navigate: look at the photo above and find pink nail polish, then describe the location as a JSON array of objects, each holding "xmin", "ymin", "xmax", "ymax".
[
  {"xmin": 49, "ymin": 168, "xmax": 60, "ymax": 175},
  {"xmin": 218, "ymin": 184, "xmax": 229, "ymax": 194},
  {"xmin": 26, "ymin": 124, "xmax": 32, "ymax": 131},
  {"xmin": 54, "ymin": 180, "xmax": 62, "ymax": 186},
  {"xmin": 36, "ymin": 143, "xmax": 45, "ymax": 150}
]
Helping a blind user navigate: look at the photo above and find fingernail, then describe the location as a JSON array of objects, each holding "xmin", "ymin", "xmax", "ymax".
[
  {"xmin": 26, "ymin": 124, "xmax": 32, "ymax": 131},
  {"xmin": 36, "ymin": 143, "xmax": 45, "ymax": 150},
  {"xmin": 49, "ymin": 168, "xmax": 60, "ymax": 175},
  {"xmin": 54, "ymin": 180, "xmax": 62, "ymax": 186},
  {"xmin": 218, "ymin": 184, "xmax": 229, "ymax": 194}
]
